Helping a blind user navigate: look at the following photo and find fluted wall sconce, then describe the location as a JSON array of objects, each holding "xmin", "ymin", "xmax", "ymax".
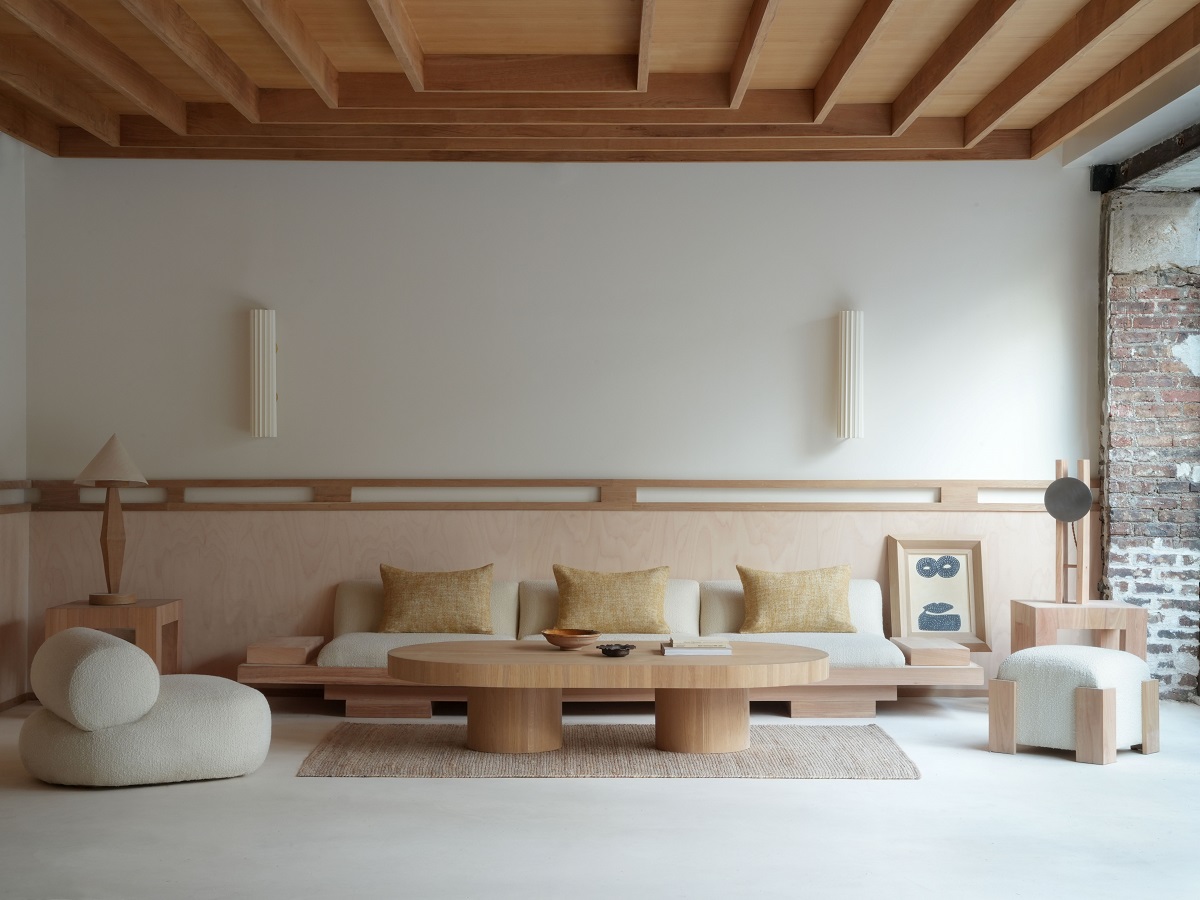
[
  {"xmin": 251, "ymin": 309, "xmax": 278, "ymax": 438},
  {"xmin": 837, "ymin": 310, "xmax": 864, "ymax": 439}
]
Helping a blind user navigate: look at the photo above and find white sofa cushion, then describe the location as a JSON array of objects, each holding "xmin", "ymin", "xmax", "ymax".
[
  {"xmin": 517, "ymin": 579, "xmax": 701, "ymax": 639},
  {"xmin": 30, "ymin": 628, "xmax": 160, "ymax": 731},
  {"xmin": 318, "ymin": 632, "xmax": 504, "ymax": 668},
  {"xmin": 700, "ymin": 579, "xmax": 886, "ymax": 637},
  {"xmin": 697, "ymin": 631, "xmax": 904, "ymax": 668},
  {"xmin": 332, "ymin": 580, "xmax": 519, "ymax": 638}
]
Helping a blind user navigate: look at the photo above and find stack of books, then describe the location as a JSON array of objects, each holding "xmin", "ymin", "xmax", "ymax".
[{"xmin": 660, "ymin": 638, "xmax": 732, "ymax": 656}]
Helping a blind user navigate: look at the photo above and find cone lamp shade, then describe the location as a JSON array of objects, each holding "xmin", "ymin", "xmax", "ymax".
[
  {"xmin": 837, "ymin": 310, "xmax": 864, "ymax": 439},
  {"xmin": 74, "ymin": 434, "xmax": 148, "ymax": 605}
]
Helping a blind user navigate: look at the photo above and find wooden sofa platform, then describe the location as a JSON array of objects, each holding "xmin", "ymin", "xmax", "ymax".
[{"xmin": 237, "ymin": 637, "xmax": 984, "ymax": 719}]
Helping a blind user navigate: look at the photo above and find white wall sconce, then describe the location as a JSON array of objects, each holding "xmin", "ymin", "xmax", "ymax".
[
  {"xmin": 837, "ymin": 310, "xmax": 864, "ymax": 439},
  {"xmin": 251, "ymin": 309, "xmax": 278, "ymax": 438}
]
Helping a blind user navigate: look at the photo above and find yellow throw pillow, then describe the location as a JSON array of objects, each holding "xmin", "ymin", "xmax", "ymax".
[
  {"xmin": 552, "ymin": 564, "xmax": 671, "ymax": 634},
  {"xmin": 736, "ymin": 564, "xmax": 856, "ymax": 633},
  {"xmin": 377, "ymin": 563, "xmax": 494, "ymax": 634}
]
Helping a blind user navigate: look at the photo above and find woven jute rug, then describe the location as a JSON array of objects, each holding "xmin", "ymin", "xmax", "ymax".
[{"xmin": 297, "ymin": 723, "xmax": 920, "ymax": 780}]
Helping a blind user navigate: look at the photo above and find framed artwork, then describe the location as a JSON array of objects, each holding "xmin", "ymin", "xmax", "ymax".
[{"xmin": 887, "ymin": 536, "xmax": 988, "ymax": 652}]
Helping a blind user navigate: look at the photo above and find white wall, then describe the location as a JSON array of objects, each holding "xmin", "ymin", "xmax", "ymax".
[
  {"xmin": 24, "ymin": 155, "xmax": 1099, "ymax": 480},
  {"xmin": 0, "ymin": 134, "xmax": 25, "ymax": 478}
]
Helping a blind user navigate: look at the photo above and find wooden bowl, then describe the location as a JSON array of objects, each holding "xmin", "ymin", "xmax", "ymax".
[{"xmin": 542, "ymin": 628, "xmax": 600, "ymax": 650}]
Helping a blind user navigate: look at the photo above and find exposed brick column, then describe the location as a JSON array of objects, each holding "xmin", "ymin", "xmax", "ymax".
[{"xmin": 1104, "ymin": 195, "xmax": 1200, "ymax": 702}]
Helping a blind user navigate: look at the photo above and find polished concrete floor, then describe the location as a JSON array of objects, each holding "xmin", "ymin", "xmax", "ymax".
[{"xmin": 1, "ymin": 695, "xmax": 1197, "ymax": 900}]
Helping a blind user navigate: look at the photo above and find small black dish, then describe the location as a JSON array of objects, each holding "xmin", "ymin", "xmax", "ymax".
[{"xmin": 597, "ymin": 643, "xmax": 636, "ymax": 658}]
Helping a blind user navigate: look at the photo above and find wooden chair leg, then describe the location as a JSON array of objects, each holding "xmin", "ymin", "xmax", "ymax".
[
  {"xmin": 1137, "ymin": 679, "xmax": 1160, "ymax": 755},
  {"xmin": 988, "ymin": 679, "xmax": 1016, "ymax": 754},
  {"xmin": 1075, "ymin": 687, "xmax": 1116, "ymax": 765}
]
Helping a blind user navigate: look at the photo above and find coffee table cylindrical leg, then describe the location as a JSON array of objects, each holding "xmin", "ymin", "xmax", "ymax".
[
  {"xmin": 466, "ymin": 687, "xmax": 563, "ymax": 753},
  {"xmin": 655, "ymin": 688, "xmax": 751, "ymax": 753}
]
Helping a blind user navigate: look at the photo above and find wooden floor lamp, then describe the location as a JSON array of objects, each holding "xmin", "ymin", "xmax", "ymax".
[
  {"xmin": 74, "ymin": 434, "xmax": 148, "ymax": 606},
  {"xmin": 1044, "ymin": 458, "xmax": 1095, "ymax": 604}
]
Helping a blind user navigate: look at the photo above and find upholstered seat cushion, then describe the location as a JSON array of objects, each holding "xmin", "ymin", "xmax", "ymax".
[
  {"xmin": 318, "ymin": 632, "xmax": 505, "ymax": 668},
  {"xmin": 697, "ymin": 631, "xmax": 904, "ymax": 668},
  {"xmin": 19, "ymin": 674, "xmax": 271, "ymax": 787},
  {"xmin": 997, "ymin": 645, "xmax": 1150, "ymax": 751}
]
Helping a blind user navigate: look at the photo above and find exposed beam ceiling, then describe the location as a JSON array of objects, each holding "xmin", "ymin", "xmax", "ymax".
[{"xmin": 0, "ymin": 0, "xmax": 1193, "ymax": 163}]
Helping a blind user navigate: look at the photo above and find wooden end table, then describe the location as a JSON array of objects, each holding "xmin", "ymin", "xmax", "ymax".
[
  {"xmin": 1010, "ymin": 600, "xmax": 1147, "ymax": 660},
  {"xmin": 44, "ymin": 599, "xmax": 183, "ymax": 674},
  {"xmin": 388, "ymin": 640, "xmax": 829, "ymax": 754}
]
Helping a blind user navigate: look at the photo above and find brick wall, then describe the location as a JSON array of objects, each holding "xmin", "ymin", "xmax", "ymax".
[{"xmin": 1103, "ymin": 266, "xmax": 1200, "ymax": 701}]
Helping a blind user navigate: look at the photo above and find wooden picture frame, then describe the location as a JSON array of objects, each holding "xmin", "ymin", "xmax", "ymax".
[{"xmin": 887, "ymin": 536, "xmax": 988, "ymax": 652}]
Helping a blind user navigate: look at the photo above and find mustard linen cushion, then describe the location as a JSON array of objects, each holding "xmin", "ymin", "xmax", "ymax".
[
  {"xmin": 378, "ymin": 563, "xmax": 494, "ymax": 634},
  {"xmin": 736, "ymin": 564, "xmax": 857, "ymax": 633},
  {"xmin": 552, "ymin": 564, "xmax": 671, "ymax": 634}
]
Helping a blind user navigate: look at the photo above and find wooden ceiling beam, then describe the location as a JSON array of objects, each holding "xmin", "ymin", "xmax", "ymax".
[
  {"xmin": 57, "ymin": 128, "xmax": 1031, "ymax": 162},
  {"xmin": 965, "ymin": 0, "xmax": 1152, "ymax": 148},
  {"xmin": 239, "ymin": 0, "xmax": 338, "ymax": 108},
  {"xmin": 0, "ymin": 35, "xmax": 119, "ymax": 145},
  {"xmin": 0, "ymin": 91, "xmax": 60, "ymax": 155},
  {"xmin": 0, "ymin": 0, "xmax": 187, "ymax": 135},
  {"xmin": 116, "ymin": 0, "xmax": 260, "ymax": 123},
  {"xmin": 202, "ymin": 100, "xmax": 889, "ymax": 133},
  {"xmin": 366, "ymin": 0, "xmax": 424, "ymax": 91},
  {"xmin": 638, "ymin": 0, "xmax": 656, "ymax": 92},
  {"xmin": 338, "ymin": 72, "xmax": 734, "ymax": 110},
  {"xmin": 729, "ymin": 0, "xmax": 781, "ymax": 109},
  {"xmin": 423, "ymin": 55, "xmax": 637, "ymax": 93},
  {"xmin": 814, "ymin": 0, "xmax": 898, "ymax": 124},
  {"xmin": 1031, "ymin": 5, "xmax": 1200, "ymax": 159},
  {"xmin": 264, "ymin": 84, "xmax": 817, "ymax": 122},
  {"xmin": 135, "ymin": 113, "xmax": 964, "ymax": 147},
  {"xmin": 892, "ymin": 0, "xmax": 1026, "ymax": 135}
]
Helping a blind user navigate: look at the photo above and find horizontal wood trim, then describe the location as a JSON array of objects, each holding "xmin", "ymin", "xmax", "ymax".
[
  {"xmin": 0, "ymin": 505, "xmax": 32, "ymax": 516},
  {"xmin": 0, "ymin": 693, "xmax": 33, "ymax": 713},
  {"xmin": 33, "ymin": 477, "xmax": 1063, "ymax": 513}
]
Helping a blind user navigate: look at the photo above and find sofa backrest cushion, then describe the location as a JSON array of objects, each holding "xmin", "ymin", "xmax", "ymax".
[
  {"xmin": 699, "ymin": 579, "xmax": 886, "ymax": 636},
  {"xmin": 334, "ymin": 580, "xmax": 520, "ymax": 638},
  {"xmin": 31, "ymin": 627, "xmax": 160, "ymax": 731},
  {"xmin": 518, "ymin": 579, "xmax": 701, "ymax": 638}
]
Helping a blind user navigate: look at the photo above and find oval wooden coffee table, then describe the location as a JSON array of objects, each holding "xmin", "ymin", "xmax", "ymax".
[{"xmin": 387, "ymin": 641, "xmax": 829, "ymax": 754}]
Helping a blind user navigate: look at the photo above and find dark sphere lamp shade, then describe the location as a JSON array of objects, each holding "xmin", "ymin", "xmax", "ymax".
[{"xmin": 1044, "ymin": 476, "xmax": 1092, "ymax": 522}]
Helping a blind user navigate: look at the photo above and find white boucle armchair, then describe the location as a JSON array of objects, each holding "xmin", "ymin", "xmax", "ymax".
[{"xmin": 20, "ymin": 627, "xmax": 271, "ymax": 787}]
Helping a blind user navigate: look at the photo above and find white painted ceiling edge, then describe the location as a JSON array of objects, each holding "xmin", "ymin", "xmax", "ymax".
[{"xmin": 1062, "ymin": 54, "xmax": 1200, "ymax": 169}]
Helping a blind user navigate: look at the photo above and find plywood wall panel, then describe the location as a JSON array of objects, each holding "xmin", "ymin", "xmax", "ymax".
[{"xmin": 29, "ymin": 508, "xmax": 1059, "ymax": 681}]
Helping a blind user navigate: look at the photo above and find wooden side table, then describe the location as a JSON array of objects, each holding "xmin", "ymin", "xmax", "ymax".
[
  {"xmin": 1010, "ymin": 600, "xmax": 1147, "ymax": 660},
  {"xmin": 44, "ymin": 599, "xmax": 182, "ymax": 674}
]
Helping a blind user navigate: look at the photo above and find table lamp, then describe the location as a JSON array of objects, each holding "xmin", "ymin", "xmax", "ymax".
[
  {"xmin": 1044, "ymin": 458, "xmax": 1094, "ymax": 604},
  {"xmin": 75, "ymin": 434, "xmax": 148, "ymax": 605}
]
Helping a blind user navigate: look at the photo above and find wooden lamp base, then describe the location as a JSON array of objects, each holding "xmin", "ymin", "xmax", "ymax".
[{"xmin": 90, "ymin": 592, "xmax": 137, "ymax": 606}]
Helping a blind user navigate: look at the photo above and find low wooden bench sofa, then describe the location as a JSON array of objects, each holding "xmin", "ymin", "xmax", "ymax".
[{"xmin": 237, "ymin": 577, "xmax": 984, "ymax": 718}]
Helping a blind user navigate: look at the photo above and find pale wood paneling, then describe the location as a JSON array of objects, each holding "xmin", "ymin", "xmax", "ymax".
[
  {"xmin": 838, "ymin": 0, "xmax": 976, "ymax": 102},
  {"xmin": 28, "ymin": 508, "xmax": 1057, "ymax": 683},
  {"xmin": 1, "ymin": 512, "xmax": 29, "ymax": 704},
  {"xmin": 404, "ymin": 0, "xmax": 641, "ymax": 56},
  {"xmin": 649, "ymin": 0, "xmax": 751, "ymax": 74},
  {"xmin": 1003, "ymin": 0, "xmax": 1200, "ymax": 128}
]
